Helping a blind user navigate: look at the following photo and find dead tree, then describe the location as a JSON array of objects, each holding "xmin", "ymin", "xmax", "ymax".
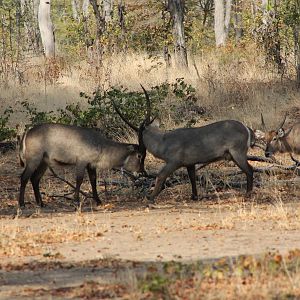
[
  {"xmin": 214, "ymin": 0, "xmax": 232, "ymax": 47},
  {"xmin": 168, "ymin": 0, "xmax": 188, "ymax": 68},
  {"xmin": 38, "ymin": 0, "xmax": 55, "ymax": 57}
]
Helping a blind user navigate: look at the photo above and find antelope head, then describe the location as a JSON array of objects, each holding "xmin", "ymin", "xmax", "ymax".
[
  {"xmin": 261, "ymin": 113, "xmax": 292, "ymax": 157},
  {"xmin": 112, "ymin": 85, "xmax": 154, "ymax": 175}
]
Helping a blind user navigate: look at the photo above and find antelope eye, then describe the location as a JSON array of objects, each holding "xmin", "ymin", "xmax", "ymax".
[
  {"xmin": 137, "ymin": 154, "xmax": 142, "ymax": 159},
  {"xmin": 272, "ymin": 136, "xmax": 277, "ymax": 141}
]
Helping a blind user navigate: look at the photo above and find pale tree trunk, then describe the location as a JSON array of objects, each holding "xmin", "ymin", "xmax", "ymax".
[
  {"xmin": 168, "ymin": 0, "xmax": 188, "ymax": 68},
  {"xmin": 82, "ymin": 0, "xmax": 90, "ymax": 18},
  {"xmin": 214, "ymin": 0, "xmax": 226, "ymax": 46},
  {"xmin": 261, "ymin": 0, "xmax": 268, "ymax": 10},
  {"xmin": 38, "ymin": 0, "xmax": 55, "ymax": 57},
  {"xmin": 214, "ymin": 0, "xmax": 232, "ymax": 47},
  {"xmin": 71, "ymin": 0, "xmax": 80, "ymax": 21},
  {"xmin": 103, "ymin": 0, "xmax": 113, "ymax": 23},
  {"xmin": 224, "ymin": 0, "xmax": 231, "ymax": 35}
]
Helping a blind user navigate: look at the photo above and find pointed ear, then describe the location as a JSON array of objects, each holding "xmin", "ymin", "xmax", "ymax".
[
  {"xmin": 127, "ymin": 145, "xmax": 135, "ymax": 153},
  {"xmin": 254, "ymin": 129, "xmax": 265, "ymax": 140}
]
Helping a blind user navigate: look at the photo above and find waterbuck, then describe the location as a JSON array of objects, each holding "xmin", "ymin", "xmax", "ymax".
[
  {"xmin": 18, "ymin": 123, "xmax": 143, "ymax": 208},
  {"xmin": 114, "ymin": 87, "xmax": 255, "ymax": 203},
  {"xmin": 260, "ymin": 113, "xmax": 300, "ymax": 160}
]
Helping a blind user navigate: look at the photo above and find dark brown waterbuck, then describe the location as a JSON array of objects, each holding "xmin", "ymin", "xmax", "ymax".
[
  {"xmin": 18, "ymin": 123, "xmax": 143, "ymax": 208},
  {"xmin": 261, "ymin": 113, "xmax": 300, "ymax": 159},
  {"xmin": 114, "ymin": 87, "xmax": 256, "ymax": 203}
]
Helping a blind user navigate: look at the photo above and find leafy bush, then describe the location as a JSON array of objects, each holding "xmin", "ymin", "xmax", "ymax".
[
  {"xmin": 19, "ymin": 79, "xmax": 203, "ymax": 137},
  {"xmin": 0, "ymin": 108, "xmax": 16, "ymax": 142},
  {"xmin": 21, "ymin": 101, "xmax": 57, "ymax": 128}
]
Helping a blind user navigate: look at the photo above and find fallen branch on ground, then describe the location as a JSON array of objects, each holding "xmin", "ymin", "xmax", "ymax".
[
  {"xmin": 48, "ymin": 167, "xmax": 89, "ymax": 198},
  {"xmin": 247, "ymin": 155, "xmax": 278, "ymax": 163}
]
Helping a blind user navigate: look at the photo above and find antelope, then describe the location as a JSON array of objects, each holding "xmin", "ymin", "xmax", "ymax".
[
  {"xmin": 18, "ymin": 123, "xmax": 143, "ymax": 208},
  {"xmin": 113, "ymin": 86, "xmax": 255, "ymax": 203},
  {"xmin": 260, "ymin": 113, "xmax": 300, "ymax": 160}
]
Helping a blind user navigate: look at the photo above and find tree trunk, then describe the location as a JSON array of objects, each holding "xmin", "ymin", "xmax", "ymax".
[
  {"xmin": 168, "ymin": 0, "xmax": 188, "ymax": 68},
  {"xmin": 294, "ymin": 25, "xmax": 300, "ymax": 87},
  {"xmin": 38, "ymin": 0, "xmax": 55, "ymax": 57},
  {"xmin": 82, "ymin": 0, "xmax": 91, "ymax": 49},
  {"xmin": 261, "ymin": 0, "xmax": 268, "ymax": 9},
  {"xmin": 233, "ymin": 0, "xmax": 242, "ymax": 42},
  {"xmin": 71, "ymin": 0, "xmax": 80, "ymax": 22},
  {"xmin": 82, "ymin": 0, "xmax": 90, "ymax": 17},
  {"xmin": 214, "ymin": 0, "xmax": 232, "ymax": 47},
  {"xmin": 89, "ymin": 0, "xmax": 105, "ymax": 39},
  {"xmin": 103, "ymin": 0, "xmax": 113, "ymax": 23},
  {"xmin": 20, "ymin": 0, "xmax": 40, "ymax": 52},
  {"xmin": 89, "ymin": 0, "xmax": 105, "ymax": 62},
  {"xmin": 260, "ymin": 0, "xmax": 283, "ymax": 72},
  {"xmin": 118, "ymin": 0, "xmax": 125, "ymax": 35}
]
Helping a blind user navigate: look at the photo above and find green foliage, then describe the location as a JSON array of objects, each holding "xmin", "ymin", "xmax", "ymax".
[
  {"xmin": 172, "ymin": 77, "xmax": 196, "ymax": 98},
  {"xmin": 21, "ymin": 101, "xmax": 57, "ymax": 127},
  {"xmin": 140, "ymin": 273, "xmax": 170, "ymax": 294},
  {"xmin": 280, "ymin": 0, "xmax": 300, "ymax": 26},
  {"xmin": 0, "ymin": 108, "xmax": 16, "ymax": 141},
  {"xmin": 16, "ymin": 79, "xmax": 201, "ymax": 137}
]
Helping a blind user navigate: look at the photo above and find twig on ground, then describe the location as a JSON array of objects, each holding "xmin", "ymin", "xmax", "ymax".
[
  {"xmin": 253, "ymin": 164, "xmax": 300, "ymax": 176},
  {"xmin": 247, "ymin": 155, "xmax": 278, "ymax": 164},
  {"xmin": 290, "ymin": 154, "xmax": 300, "ymax": 167},
  {"xmin": 48, "ymin": 167, "xmax": 89, "ymax": 198}
]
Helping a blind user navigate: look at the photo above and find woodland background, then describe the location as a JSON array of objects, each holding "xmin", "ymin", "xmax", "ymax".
[
  {"xmin": 0, "ymin": 0, "xmax": 300, "ymax": 139},
  {"xmin": 1, "ymin": 2, "xmax": 300, "ymax": 299}
]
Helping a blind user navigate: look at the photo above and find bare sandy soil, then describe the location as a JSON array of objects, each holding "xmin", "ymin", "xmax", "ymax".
[{"xmin": 0, "ymin": 149, "xmax": 300, "ymax": 299}]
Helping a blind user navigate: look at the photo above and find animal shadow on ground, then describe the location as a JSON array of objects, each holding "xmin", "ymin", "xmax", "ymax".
[{"xmin": 0, "ymin": 149, "xmax": 298, "ymax": 218}]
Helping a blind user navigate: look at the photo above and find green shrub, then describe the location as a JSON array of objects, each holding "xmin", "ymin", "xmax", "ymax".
[
  {"xmin": 19, "ymin": 79, "xmax": 201, "ymax": 137},
  {"xmin": 0, "ymin": 108, "xmax": 16, "ymax": 142}
]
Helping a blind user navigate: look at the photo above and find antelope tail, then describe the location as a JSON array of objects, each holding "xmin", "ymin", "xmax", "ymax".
[{"xmin": 19, "ymin": 131, "xmax": 28, "ymax": 167}]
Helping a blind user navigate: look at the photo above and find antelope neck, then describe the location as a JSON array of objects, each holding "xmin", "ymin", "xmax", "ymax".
[
  {"xmin": 281, "ymin": 136, "xmax": 293, "ymax": 153},
  {"xmin": 143, "ymin": 127, "xmax": 165, "ymax": 156}
]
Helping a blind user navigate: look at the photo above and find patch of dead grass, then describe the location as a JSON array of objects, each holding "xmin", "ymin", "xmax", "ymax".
[{"xmin": 0, "ymin": 213, "xmax": 105, "ymax": 258}]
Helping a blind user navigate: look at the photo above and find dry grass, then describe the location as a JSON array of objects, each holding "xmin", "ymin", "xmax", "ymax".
[
  {"xmin": 1, "ymin": 48, "xmax": 300, "ymax": 299},
  {"xmin": 1, "ymin": 46, "xmax": 299, "ymax": 131},
  {"xmin": 0, "ymin": 212, "xmax": 105, "ymax": 258}
]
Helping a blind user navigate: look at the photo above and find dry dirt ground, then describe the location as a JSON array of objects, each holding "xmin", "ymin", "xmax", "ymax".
[{"xmin": 0, "ymin": 149, "xmax": 300, "ymax": 299}]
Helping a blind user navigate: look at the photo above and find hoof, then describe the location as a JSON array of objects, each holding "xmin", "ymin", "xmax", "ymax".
[
  {"xmin": 95, "ymin": 200, "xmax": 102, "ymax": 206},
  {"xmin": 145, "ymin": 195, "xmax": 156, "ymax": 208},
  {"xmin": 244, "ymin": 192, "xmax": 252, "ymax": 199},
  {"xmin": 72, "ymin": 201, "xmax": 81, "ymax": 210},
  {"xmin": 145, "ymin": 194, "xmax": 155, "ymax": 202},
  {"xmin": 146, "ymin": 202, "xmax": 157, "ymax": 209},
  {"xmin": 191, "ymin": 194, "xmax": 199, "ymax": 201}
]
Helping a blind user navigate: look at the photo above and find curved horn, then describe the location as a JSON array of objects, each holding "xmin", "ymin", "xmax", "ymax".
[
  {"xmin": 261, "ymin": 113, "xmax": 267, "ymax": 131},
  {"xmin": 140, "ymin": 84, "xmax": 151, "ymax": 125},
  {"xmin": 111, "ymin": 100, "xmax": 139, "ymax": 132},
  {"xmin": 276, "ymin": 113, "xmax": 287, "ymax": 131}
]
